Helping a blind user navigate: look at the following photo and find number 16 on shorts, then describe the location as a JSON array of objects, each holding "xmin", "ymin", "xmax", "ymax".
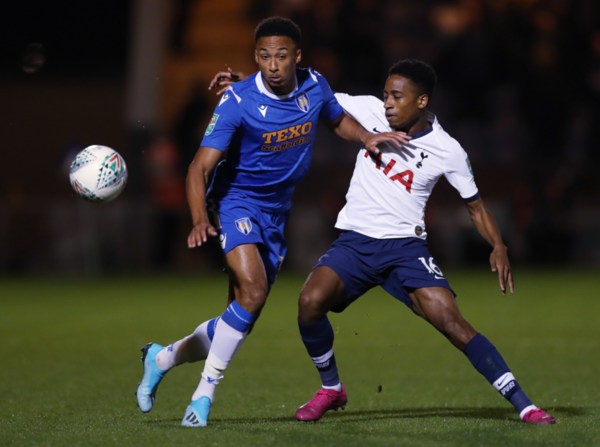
[{"xmin": 419, "ymin": 257, "xmax": 445, "ymax": 279}]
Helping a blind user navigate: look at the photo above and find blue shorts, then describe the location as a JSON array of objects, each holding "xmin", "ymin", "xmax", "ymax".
[
  {"xmin": 208, "ymin": 198, "xmax": 288, "ymax": 288},
  {"xmin": 314, "ymin": 231, "xmax": 455, "ymax": 313}
]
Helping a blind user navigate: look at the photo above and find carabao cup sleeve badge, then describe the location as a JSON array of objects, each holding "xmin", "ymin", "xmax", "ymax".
[
  {"xmin": 205, "ymin": 113, "xmax": 219, "ymax": 136},
  {"xmin": 465, "ymin": 157, "xmax": 474, "ymax": 175}
]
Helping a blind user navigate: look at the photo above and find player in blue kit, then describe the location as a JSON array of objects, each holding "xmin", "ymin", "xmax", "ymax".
[
  {"xmin": 178, "ymin": 58, "xmax": 556, "ymax": 426},
  {"xmin": 135, "ymin": 17, "xmax": 409, "ymax": 427}
]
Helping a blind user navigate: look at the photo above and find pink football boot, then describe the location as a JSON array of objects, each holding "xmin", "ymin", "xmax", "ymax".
[
  {"xmin": 295, "ymin": 385, "xmax": 348, "ymax": 422},
  {"xmin": 523, "ymin": 407, "xmax": 556, "ymax": 424}
]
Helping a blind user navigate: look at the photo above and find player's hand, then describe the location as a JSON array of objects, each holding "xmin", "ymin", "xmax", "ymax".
[
  {"xmin": 490, "ymin": 245, "xmax": 514, "ymax": 296},
  {"xmin": 208, "ymin": 67, "xmax": 247, "ymax": 95},
  {"xmin": 188, "ymin": 221, "xmax": 218, "ymax": 248},
  {"xmin": 362, "ymin": 131, "xmax": 412, "ymax": 155}
]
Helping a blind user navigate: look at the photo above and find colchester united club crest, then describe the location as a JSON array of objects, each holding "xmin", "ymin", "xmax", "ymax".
[
  {"xmin": 235, "ymin": 217, "xmax": 253, "ymax": 235},
  {"xmin": 296, "ymin": 92, "xmax": 310, "ymax": 113}
]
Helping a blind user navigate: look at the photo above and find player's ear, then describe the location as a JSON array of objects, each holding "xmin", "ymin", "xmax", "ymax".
[
  {"xmin": 254, "ymin": 49, "xmax": 259, "ymax": 64},
  {"xmin": 418, "ymin": 94, "xmax": 429, "ymax": 109},
  {"xmin": 295, "ymin": 49, "xmax": 302, "ymax": 64}
]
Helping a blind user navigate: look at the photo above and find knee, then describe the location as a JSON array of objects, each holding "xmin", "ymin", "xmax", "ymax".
[
  {"xmin": 298, "ymin": 287, "xmax": 328, "ymax": 323},
  {"xmin": 440, "ymin": 315, "xmax": 476, "ymax": 344},
  {"xmin": 237, "ymin": 281, "xmax": 268, "ymax": 313}
]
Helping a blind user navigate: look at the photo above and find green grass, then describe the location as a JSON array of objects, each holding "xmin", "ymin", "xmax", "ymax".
[{"xmin": 0, "ymin": 270, "xmax": 599, "ymax": 446}]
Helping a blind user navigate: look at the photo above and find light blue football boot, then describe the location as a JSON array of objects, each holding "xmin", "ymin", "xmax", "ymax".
[
  {"xmin": 181, "ymin": 397, "xmax": 211, "ymax": 427},
  {"xmin": 136, "ymin": 343, "xmax": 168, "ymax": 413}
]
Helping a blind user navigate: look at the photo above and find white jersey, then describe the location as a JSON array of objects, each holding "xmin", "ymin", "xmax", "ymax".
[{"xmin": 334, "ymin": 93, "xmax": 479, "ymax": 240}]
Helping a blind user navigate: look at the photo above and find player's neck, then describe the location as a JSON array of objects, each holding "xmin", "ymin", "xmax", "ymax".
[{"xmin": 399, "ymin": 113, "xmax": 431, "ymax": 135}]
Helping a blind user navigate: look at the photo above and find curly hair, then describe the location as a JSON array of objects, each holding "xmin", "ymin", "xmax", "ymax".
[
  {"xmin": 255, "ymin": 17, "xmax": 301, "ymax": 46},
  {"xmin": 388, "ymin": 60, "xmax": 437, "ymax": 98}
]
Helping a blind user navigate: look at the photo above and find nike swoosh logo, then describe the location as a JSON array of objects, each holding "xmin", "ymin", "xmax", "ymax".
[
  {"xmin": 497, "ymin": 377, "xmax": 512, "ymax": 389},
  {"xmin": 373, "ymin": 127, "xmax": 381, "ymax": 133},
  {"xmin": 494, "ymin": 372, "xmax": 516, "ymax": 391}
]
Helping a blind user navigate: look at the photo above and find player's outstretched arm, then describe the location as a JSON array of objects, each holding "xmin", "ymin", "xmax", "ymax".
[
  {"xmin": 186, "ymin": 147, "xmax": 223, "ymax": 248},
  {"xmin": 465, "ymin": 198, "xmax": 514, "ymax": 295},
  {"xmin": 325, "ymin": 113, "xmax": 411, "ymax": 155},
  {"xmin": 208, "ymin": 67, "xmax": 247, "ymax": 95}
]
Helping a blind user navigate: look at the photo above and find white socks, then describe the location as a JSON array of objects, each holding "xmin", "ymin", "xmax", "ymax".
[
  {"xmin": 322, "ymin": 383, "xmax": 342, "ymax": 392},
  {"xmin": 520, "ymin": 405, "xmax": 538, "ymax": 420},
  {"xmin": 191, "ymin": 318, "xmax": 248, "ymax": 402},
  {"xmin": 152, "ymin": 302, "xmax": 255, "ymax": 404},
  {"xmin": 155, "ymin": 320, "xmax": 212, "ymax": 371}
]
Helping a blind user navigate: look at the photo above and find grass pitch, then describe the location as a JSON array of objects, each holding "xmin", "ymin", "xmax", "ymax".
[{"xmin": 1, "ymin": 270, "xmax": 599, "ymax": 446}]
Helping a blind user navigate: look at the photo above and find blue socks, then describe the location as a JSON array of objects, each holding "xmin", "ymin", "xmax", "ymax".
[
  {"xmin": 221, "ymin": 300, "xmax": 256, "ymax": 332},
  {"xmin": 299, "ymin": 317, "xmax": 340, "ymax": 387},
  {"xmin": 464, "ymin": 333, "xmax": 533, "ymax": 414},
  {"xmin": 298, "ymin": 321, "xmax": 534, "ymax": 414},
  {"xmin": 207, "ymin": 313, "xmax": 255, "ymax": 342}
]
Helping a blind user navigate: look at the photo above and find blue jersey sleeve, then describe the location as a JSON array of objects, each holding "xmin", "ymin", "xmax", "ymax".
[
  {"xmin": 314, "ymin": 70, "xmax": 344, "ymax": 121},
  {"xmin": 200, "ymin": 89, "xmax": 242, "ymax": 151}
]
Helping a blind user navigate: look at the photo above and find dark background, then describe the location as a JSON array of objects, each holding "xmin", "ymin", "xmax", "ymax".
[{"xmin": 1, "ymin": 0, "xmax": 599, "ymax": 276}]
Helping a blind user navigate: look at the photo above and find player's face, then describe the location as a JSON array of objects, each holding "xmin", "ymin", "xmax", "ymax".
[
  {"xmin": 383, "ymin": 75, "xmax": 428, "ymax": 131},
  {"xmin": 255, "ymin": 36, "xmax": 301, "ymax": 95}
]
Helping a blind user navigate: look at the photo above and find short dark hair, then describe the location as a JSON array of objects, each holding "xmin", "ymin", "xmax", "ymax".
[
  {"xmin": 255, "ymin": 17, "xmax": 301, "ymax": 46},
  {"xmin": 388, "ymin": 60, "xmax": 437, "ymax": 98}
]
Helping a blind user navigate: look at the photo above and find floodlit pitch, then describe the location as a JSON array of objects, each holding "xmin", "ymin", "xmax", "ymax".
[{"xmin": 0, "ymin": 271, "xmax": 598, "ymax": 446}]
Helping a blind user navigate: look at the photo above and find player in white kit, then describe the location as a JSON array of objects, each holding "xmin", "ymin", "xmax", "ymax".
[{"xmin": 294, "ymin": 60, "xmax": 555, "ymax": 425}]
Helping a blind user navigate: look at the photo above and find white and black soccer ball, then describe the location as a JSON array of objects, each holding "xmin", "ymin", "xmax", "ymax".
[{"xmin": 69, "ymin": 145, "xmax": 128, "ymax": 203}]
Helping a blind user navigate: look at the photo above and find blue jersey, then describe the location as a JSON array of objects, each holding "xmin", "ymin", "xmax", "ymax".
[{"xmin": 201, "ymin": 67, "xmax": 344, "ymax": 211}]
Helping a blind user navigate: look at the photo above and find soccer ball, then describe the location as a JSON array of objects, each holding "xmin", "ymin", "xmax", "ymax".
[{"xmin": 69, "ymin": 145, "xmax": 128, "ymax": 202}]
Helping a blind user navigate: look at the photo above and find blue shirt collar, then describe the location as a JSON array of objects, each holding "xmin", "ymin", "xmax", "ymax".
[{"xmin": 255, "ymin": 72, "xmax": 299, "ymax": 100}]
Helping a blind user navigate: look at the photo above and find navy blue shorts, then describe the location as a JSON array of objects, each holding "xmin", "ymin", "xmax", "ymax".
[
  {"xmin": 314, "ymin": 231, "xmax": 455, "ymax": 313},
  {"xmin": 208, "ymin": 198, "xmax": 288, "ymax": 288}
]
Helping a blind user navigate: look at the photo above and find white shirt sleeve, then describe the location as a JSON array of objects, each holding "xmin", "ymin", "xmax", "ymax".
[
  {"xmin": 444, "ymin": 143, "xmax": 480, "ymax": 201},
  {"xmin": 334, "ymin": 93, "xmax": 389, "ymax": 131}
]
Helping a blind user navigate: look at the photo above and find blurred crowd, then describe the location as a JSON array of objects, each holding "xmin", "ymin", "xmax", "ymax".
[
  {"xmin": 2, "ymin": 0, "xmax": 599, "ymax": 275},
  {"xmin": 243, "ymin": 0, "xmax": 600, "ymax": 267},
  {"xmin": 98, "ymin": 0, "xmax": 600, "ymax": 271}
]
